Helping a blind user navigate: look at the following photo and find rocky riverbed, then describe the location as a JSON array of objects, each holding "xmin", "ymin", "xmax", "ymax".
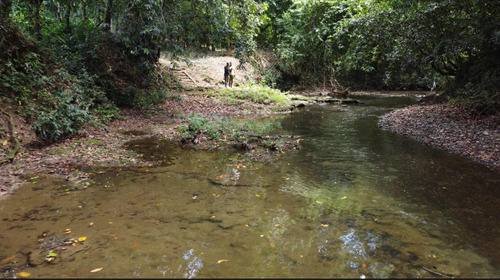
[{"xmin": 379, "ymin": 103, "xmax": 500, "ymax": 169}]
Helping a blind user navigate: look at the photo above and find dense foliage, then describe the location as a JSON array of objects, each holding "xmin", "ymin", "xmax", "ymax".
[
  {"xmin": 0, "ymin": 0, "xmax": 498, "ymax": 143},
  {"xmin": 274, "ymin": 0, "xmax": 499, "ymax": 114}
]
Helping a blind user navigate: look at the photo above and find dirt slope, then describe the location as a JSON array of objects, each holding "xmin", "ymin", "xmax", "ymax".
[{"xmin": 159, "ymin": 54, "xmax": 257, "ymax": 89}]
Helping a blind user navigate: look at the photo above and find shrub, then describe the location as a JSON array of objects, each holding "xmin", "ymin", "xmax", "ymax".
[
  {"xmin": 179, "ymin": 113, "xmax": 281, "ymax": 143},
  {"xmin": 217, "ymin": 83, "xmax": 289, "ymax": 105},
  {"xmin": 32, "ymin": 92, "xmax": 92, "ymax": 142}
]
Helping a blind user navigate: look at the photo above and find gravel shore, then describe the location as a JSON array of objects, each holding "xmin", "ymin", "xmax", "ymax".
[{"xmin": 379, "ymin": 104, "xmax": 500, "ymax": 169}]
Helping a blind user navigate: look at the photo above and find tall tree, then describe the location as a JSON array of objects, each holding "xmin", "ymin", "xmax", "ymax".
[{"xmin": 103, "ymin": 0, "xmax": 112, "ymax": 31}]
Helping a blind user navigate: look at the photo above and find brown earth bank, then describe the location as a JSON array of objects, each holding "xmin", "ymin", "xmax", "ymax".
[
  {"xmin": 379, "ymin": 103, "xmax": 500, "ymax": 169},
  {"xmin": 0, "ymin": 90, "xmax": 287, "ymax": 200}
]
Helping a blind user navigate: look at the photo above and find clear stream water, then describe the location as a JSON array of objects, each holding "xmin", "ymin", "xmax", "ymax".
[{"xmin": 1, "ymin": 95, "xmax": 499, "ymax": 278}]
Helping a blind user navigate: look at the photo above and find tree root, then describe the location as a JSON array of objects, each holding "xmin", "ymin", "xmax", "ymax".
[{"xmin": 0, "ymin": 110, "xmax": 21, "ymax": 165}]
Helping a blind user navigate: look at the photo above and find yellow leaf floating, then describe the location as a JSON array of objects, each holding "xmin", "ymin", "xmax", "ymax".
[
  {"xmin": 341, "ymin": 196, "xmax": 347, "ymax": 200},
  {"xmin": 217, "ymin": 260, "xmax": 229, "ymax": 264},
  {"xmin": 78, "ymin": 237, "xmax": 87, "ymax": 242},
  {"xmin": 90, "ymin": 267, "xmax": 103, "ymax": 273},
  {"xmin": 2, "ymin": 140, "xmax": 7, "ymax": 146},
  {"xmin": 17, "ymin": 272, "xmax": 31, "ymax": 278}
]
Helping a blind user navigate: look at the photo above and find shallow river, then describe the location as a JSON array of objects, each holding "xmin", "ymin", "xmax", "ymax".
[{"xmin": 1, "ymin": 95, "xmax": 499, "ymax": 278}]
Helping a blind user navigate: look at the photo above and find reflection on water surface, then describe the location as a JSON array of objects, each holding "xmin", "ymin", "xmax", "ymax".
[{"xmin": 0, "ymin": 95, "xmax": 499, "ymax": 278}]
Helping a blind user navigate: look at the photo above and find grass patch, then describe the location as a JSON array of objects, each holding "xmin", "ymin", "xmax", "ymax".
[
  {"xmin": 216, "ymin": 83, "xmax": 289, "ymax": 105},
  {"xmin": 74, "ymin": 139, "xmax": 106, "ymax": 146},
  {"xmin": 179, "ymin": 113, "xmax": 281, "ymax": 143}
]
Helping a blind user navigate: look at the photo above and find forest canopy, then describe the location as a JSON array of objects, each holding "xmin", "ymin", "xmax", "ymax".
[{"xmin": 0, "ymin": 0, "xmax": 499, "ymax": 140}]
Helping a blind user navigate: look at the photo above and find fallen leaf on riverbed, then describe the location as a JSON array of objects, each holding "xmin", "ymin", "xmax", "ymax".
[
  {"xmin": 341, "ymin": 196, "xmax": 347, "ymax": 200},
  {"xmin": 90, "ymin": 267, "xmax": 103, "ymax": 273},
  {"xmin": 216, "ymin": 175, "xmax": 226, "ymax": 181},
  {"xmin": 270, "ymin": 242, "xmax": 275, "ymax": 248},
  {"xmin": 132, "ymin": 243, "xmax": 137, "ymax": 247},
  {"xmin": 218, "ymin": 259, "xmax": 229, "ymax": 264},
  {"xmin": 2, "ymin": 255, "xmax": 17, "ymax": 264},
  {"xmin": 17, "ymin": 272, "xmax": 31, "ymax": 278},
  {"xmin": 2, "ymin": 140, "xmax": 7, "ymax": 146},
  {"xmin": 78, "ymin": 237, "xmax": 87, "ymax": 242}
]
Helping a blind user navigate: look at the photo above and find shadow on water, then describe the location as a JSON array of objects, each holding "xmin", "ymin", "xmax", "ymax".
[{"xmin": 0, "ymin": 95, "xmax": 499, "ymax": 278}]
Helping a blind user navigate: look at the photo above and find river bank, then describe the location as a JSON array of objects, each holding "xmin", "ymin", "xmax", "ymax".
[
  {"xmin": 0, "ymin": 90, "xmax": 294, "ymax": 200},
  {"xmin": 379, "ymin": 103, "xmax": 500, "ymax": 169}
]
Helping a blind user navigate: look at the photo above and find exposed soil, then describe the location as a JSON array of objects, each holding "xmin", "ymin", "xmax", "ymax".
[
  {"xmin": 379, "ymin": 103, "xmax": 500, "ymax": 169},
  {"xmin": 160, "ymin": 53, "xmax": 256, "ymax": 89}
]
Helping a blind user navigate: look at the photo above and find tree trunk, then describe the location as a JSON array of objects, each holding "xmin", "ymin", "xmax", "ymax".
[
  {"xmin": 0, "ymin": 110, "xmax": 20, "ymax": 165},
  {"xmin": 104, "ymin": 0, "xmax": 113, "ymax": 31},
  {"xmin": 226, "ymin": 0, "xmax": 232, "ymax": 53},
  {"xmin": 64, "ymin": 0, "xmax": 71, "ymax": 33},
  {"xmin": 56, "ymin": 2, "xmax": 62, "ymax": 21},
  {"xmin": 32, "ymin": 0, "xmax": 43, "ymax": 40},
  {"xmin": 81, "ymin": 0, "xmax": 87, "ymax": 22}
]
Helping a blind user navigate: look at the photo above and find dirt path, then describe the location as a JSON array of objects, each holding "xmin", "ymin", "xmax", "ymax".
[{"xmin": 160, "ymin": 54, "xmax": 257, "ymax": 89}]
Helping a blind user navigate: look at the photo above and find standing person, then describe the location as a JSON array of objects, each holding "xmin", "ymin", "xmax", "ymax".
[
  {"xmin": 229, "ymin": 62, "xmax": 236, "ymax": 88},
  {"xmin": 224, "ymin": 62, "xmax": 230, "ymax": 88}
]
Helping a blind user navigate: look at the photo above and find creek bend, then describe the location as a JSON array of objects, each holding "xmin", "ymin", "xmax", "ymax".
[{"xmin": 1, "ymin": 95, "xmax": 499, "ymax": 278}]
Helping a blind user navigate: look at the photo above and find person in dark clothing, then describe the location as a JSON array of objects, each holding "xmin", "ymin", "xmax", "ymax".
[{"xmin": 224, "ymin": 62, "xmax": 230, "ymax": 88}]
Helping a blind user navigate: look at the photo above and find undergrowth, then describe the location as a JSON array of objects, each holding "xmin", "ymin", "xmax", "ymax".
[
  {"xmin": 216, "ymin": 83, "xmax": 289, "ymax": 105},
  {"xmin": 0, "ymin": 22, "xmax": 171, "ymax": 142},
  {"xmin": 179, "ymin": 113, "xmax": 281, "ymax": 143}
]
